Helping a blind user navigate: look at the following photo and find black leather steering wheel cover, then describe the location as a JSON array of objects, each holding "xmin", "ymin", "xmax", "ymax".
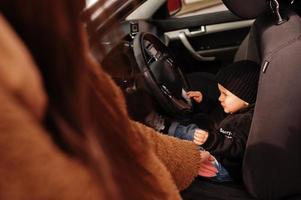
[
  {"xmin": 222, "ymin": 0, "xmax": 268, "ymax": 19},
  {"xmin": 133, "ymin": 32, "xmax": 192, "ymax": 115}
]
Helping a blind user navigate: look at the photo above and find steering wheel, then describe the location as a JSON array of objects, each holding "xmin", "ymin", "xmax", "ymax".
[{"xmin": 133, "ymin": 32, "xmax": 192, "ymax": 116}]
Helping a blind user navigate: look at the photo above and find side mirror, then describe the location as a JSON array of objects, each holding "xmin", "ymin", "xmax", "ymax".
[{"xmin": 167, "ymin": 0, "xmax": 182, "ymax": 16}]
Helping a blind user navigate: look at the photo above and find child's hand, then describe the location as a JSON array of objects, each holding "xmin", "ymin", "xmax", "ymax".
[
  {"xmin": 194, "ymin": 129, "xmax": 209, "ymax": 145},
  {"xmin": 198, "ymin": 151, "xmax": 217, "ymax": 177},
  {"xmin": 186, "ymin": 91, "xmax": 203, "ymax": 103}
]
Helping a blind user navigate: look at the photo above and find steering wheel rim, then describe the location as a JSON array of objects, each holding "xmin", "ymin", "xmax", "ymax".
[{"xmin": 133, "ymin": 32, "xmax": 192, "ymax": 116}]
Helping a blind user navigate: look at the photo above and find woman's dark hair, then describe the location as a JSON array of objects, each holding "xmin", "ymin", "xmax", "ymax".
[{"xmin": 0, "ymin": 0, "xmax": 167, "ymax": 199}]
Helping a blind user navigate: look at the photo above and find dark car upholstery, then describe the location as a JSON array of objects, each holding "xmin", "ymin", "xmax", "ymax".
[
  {"xmin": 244, "ymin": 6, "xmax": 301, "ymax": 200},
  {"xmin": 223, "ymin": 0, "xmax": 301, "ymax": 199}
]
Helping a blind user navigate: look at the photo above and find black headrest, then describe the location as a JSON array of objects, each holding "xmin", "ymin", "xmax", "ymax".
[{"xmin": 222, "ymin": 0, "xmax": 268, "ymax": 19}]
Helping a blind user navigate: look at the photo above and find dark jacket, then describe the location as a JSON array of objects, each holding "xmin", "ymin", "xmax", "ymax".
[{"xmin": 202, "ymin": 104, "xmax": 255, "ymax": 182}]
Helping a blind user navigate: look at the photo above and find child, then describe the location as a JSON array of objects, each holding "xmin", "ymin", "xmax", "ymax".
[{"xmin": 168, "ymin": 60, "xmax": 260, "ymax": 182}]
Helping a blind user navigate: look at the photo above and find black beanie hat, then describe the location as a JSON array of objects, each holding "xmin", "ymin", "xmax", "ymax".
[{"xmin": 216, "ymin": 60, "xmax": 260, "ymax": 104}]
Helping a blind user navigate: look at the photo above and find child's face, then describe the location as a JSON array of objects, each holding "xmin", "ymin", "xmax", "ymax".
[{"xmin": 218, "ymin": 84, "xmax": 249, "ymax": 114}]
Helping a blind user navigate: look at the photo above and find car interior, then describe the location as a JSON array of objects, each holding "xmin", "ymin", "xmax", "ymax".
[
  {"xmin": 83, "ymin": 0, "xmax": 253, "ymax": 121},
  {"xmin": 83, "ymin": 0, "xmax": 301, "ymax": 199}
]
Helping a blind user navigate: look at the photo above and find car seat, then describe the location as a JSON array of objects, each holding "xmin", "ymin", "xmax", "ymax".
[{"xmin": 223, "ymin": 0, "xmax": 301, "ymax": 199}]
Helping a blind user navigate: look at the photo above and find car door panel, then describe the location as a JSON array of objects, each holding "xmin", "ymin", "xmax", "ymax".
[
  {"xmin": 152, "ymin": 10, "xmax": 240, "ymax": 31},
  {"xmin": 164, "ymin": 19, "xmax": 253, "ymax": 56},
  {"xmin": 150, "ymin": 7, "xmax": 253, "ymax": 74}
]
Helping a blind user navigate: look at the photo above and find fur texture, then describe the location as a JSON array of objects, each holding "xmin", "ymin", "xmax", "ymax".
[{"xmin": 0, "ymin": 15, "xmax": 201, "ymax": 199}]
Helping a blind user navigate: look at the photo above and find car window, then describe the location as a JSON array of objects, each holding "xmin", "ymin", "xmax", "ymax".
[{"xmin": 174, "ymin": 0, "xmax": 228, "ymax": 17}]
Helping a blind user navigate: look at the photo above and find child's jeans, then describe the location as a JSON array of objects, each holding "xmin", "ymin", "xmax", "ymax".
[
  {"xmin": 211, "ymin": 158, "xmax": 232, "ymax": 182},
  {"xmin": 168, "ymin": 121, "xmax": 197, "ymax": 141},
  {"xmin": 168, "ymin": 122, "xmax": 232, "ymax": 182}
]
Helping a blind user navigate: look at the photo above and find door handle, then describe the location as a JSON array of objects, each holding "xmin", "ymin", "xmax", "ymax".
[
  {"xmin": 179, "ymin": 32, "xmax": 215, "ymax": 61},
  {"xmin": 186, "ymin": 26, "xmax": 206, "ymax": 37}
]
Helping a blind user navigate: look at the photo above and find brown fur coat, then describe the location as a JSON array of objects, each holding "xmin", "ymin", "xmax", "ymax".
[{"xmin": 0, "ymin": 15, "xmax": 201, "ymax": 200}]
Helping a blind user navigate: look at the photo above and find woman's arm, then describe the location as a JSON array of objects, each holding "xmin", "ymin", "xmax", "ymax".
[{"xmin": 132, "ymin": 121, "xmax": 201, "ymax": 190}]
